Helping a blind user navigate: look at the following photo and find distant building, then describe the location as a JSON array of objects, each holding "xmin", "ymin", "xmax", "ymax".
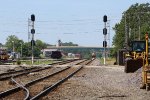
[
  {"xmin": 41, "ymin": 49, "xmax": 58, "ymax": 57},
  {"xmin": 56, "ymin": 39, "xmax": 62, "ymax": 47},
  {"xmin": 67, "ymin": 53, "xmax": 81, "ymax": 59}
]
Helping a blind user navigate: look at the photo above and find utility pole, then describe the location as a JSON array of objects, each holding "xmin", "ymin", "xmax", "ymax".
[
  {"xmin": 138, "ymin": 14, "xmax": 141, "ymax": 40},
  {"xmin": 107, "ymin": 20, "xmax": 110, "ymax": 58},
  {"xmin": 28, "ymin": 18, "xmax": 32, "ymax": 55},
  {"xmin": 123, "ymin": 11, "xmax": 150, "ymax": 42},
  {"xmin": 124, "ymin": 12, "xmax": 129, "ymax": 50},
  {"xmin": 20, "ymin": 43, "xmax": 22, "ymax": 58},
  {"xmin": 28, "ymin": 18, "xmax": 31, "ymax": 43}
]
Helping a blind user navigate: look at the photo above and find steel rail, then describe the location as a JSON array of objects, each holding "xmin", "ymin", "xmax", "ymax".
[
  {"xmin": 0, "ymin": 59, "xmax": 78, "ymax": 78},
  {"xmin": 0, "ymin": 66, "xmax": 52, "ymax": 81},
  {"xmin": 0, "ymin": 67, "xmax": 37, "ymax": 77},
  {"xmin": 25, "ymin": 59, "xmax": 86, "ymax": 87},
  {"xmin": 30, "ymin": 59, "xmax": 93, "ymax": 100},
  {"xmin": 0, "ymin": 59, "xmax": 79, "ymax": 81},
  {"xmin": 11, "ymin": 77, "xmax": 30, "ymax": 100},
  {"xmin": 0, "ymin": 66, "xmax": 70, "ymax": 99},
  {"xmin": 48, "ymin": 59, "xmax": 79, "ymax": 65},
  {"xmin": 0, "ymin": 59, "xmax": 86, "ymax": 99},
  {"xmin": 31, "ymin": 65, "xmax": 84, "ymax": 100}
]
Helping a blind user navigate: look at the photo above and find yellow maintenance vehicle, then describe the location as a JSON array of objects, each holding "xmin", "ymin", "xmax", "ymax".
[
  {"xmin": 141, "ymin": 33, "xmax": 150, "ymax": 91},
  {"xmin": 124, "ymin": 40, "xmax": 146, "ymax": 73},
  {"xmin": 0, "ymin": 49, "xmax": 10, "ymax": 61}
]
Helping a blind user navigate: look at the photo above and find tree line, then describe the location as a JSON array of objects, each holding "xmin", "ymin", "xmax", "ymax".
[
  {"xmin": 112, "ymin": 3, "xmax": 150, "ymax": 55},
  {"xmin": 1, "ymin": 35, "xmax": 80, "ymax": 58},
  {"xmin": 3, "ymin": 35, "xmax": 47, "ymax": 58}
]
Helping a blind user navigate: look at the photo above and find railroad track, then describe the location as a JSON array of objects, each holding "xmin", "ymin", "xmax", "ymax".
[
  {"xmin": 0, "ymin": 59, "xmax": 89, "ymax": 97},
  {"xmin": 0, "ymin": 59, "xmax": 94, "ymax": 100},
  {"xmin": 0, "ymin": 59, "xmax": 79, "ymax": 81},
  {"xmin": 0, "ymin": 59, "xmax": 82, "ymax": 93}
]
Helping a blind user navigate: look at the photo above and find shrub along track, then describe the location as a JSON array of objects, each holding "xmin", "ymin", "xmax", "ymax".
[{"xmin": 0, "ymin": 59, "xmax": 94, "ymax": 100}]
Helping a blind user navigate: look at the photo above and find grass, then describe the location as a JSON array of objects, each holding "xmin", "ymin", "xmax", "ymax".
[
  {"xmin": 20, "ymin": 59, "xmax": 54, "ymax": 65},
  {"xmin": 100, "ymin": 57, "xmax": 116, "ymax": 65},
  {"xmin": 13, "ymin": 58, "xmax": 74, "ymax": 65}
]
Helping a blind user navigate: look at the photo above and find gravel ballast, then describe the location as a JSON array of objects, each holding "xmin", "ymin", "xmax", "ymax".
[
  {"xmin": 42, "ymin": 61, "xmax": 150, "ymax": 100},
  {"xmin": 0, "ymin": 59, "xmax": 150, "ymax": 100}
]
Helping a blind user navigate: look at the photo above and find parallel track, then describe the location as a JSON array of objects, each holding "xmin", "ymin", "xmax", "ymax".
[
  {"xmin": 0, "ymin": 59, "xmax": 79, "ymax": 81},
  {"xmin": 31, "ymin": 59, "xmax": 93, "ymax": 100},
  {"xmin": 0, "ymin": 59, "xmax": 81, "ymax": 94},
  {"xmin": 0, "ymin": 59, "xmax": 91, "ymax": 99}
]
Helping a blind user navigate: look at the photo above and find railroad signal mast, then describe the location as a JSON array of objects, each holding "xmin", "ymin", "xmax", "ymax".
[
  {"xmin": 31, "ymin": 14, "xmax": 35, "ymax": 65},
  {"xmin": 103, "ymin": 15, "xmax": 107, "ymax": 65}
]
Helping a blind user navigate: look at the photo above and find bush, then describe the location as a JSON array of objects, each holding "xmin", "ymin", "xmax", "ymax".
[
  {"xmin": 0, "ymin": 61, "xmax": 3, "ymax": 65},
  {"xmin": 16, "ymin": 59, "xmax": 21, "ymax": 65}
]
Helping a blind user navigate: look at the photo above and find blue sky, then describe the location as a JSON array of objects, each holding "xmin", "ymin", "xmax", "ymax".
[{"xmin": 0, "ymin": 0, "xmax": 149, "ymax": 46}]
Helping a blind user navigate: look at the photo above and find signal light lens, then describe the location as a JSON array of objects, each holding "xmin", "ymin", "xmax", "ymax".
[
  {"xmin": 31, "ymin": 29, "xmax": 35, "ymax": 34},
  {"xmin": 103, "ymin": 15, "xmax": 107, "ymax": 22},
  {"xmin": 103, "ymin": 28, "xmax": 107, "ymax": 35},
  {"xmin": 31, "ymin": 40, "xmax": 36, "ymax": 46},
  {"xmin": 31, "ymin": 14, "xmax": 35, "ymax": 21},
  {"xmin": 103, "ymin": 41, "xmax": 107, "ymax": 47}
]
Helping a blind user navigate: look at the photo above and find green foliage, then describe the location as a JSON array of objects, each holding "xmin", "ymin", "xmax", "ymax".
[
  {"xmin": 16, "ymin": 59, "xmax": 21, "ymax": 65},
  {"xmin": 62, "ymin": 42, "xmax": 78, "ymax": 46},
  {"xmin": 5, "ymin": 35, "xmax": 48, "ymax": 58},
  {"xmin": 0, "ymin": 61, "xmax": 3, "ymax": 65},
  {"xmin": 5, "ymin": 35, "xmax": 24, "ymax": 52},
  {"xmin": 0, "ymin": 43, "xmax": 3, "ymax": 48},
  {"xmin": 4, "ymin": 35, "xmax": 102, "ymax": 59},
  {"xmin": 35, "ymin": 40, "xmax": 47, "ymax": 50},
  {"xmin": 109, "ymin": 48, "xmax": 116, "ymax": 57},
  {"xmin": 21, "ymin": 59, "xmax": 53, "ymax": 65},
  {"xmin": 22, "ymin": 42, "xmax": 30, "ymax": 57},
  {"xmin": 112, "ymin": 3, "xmax": 150, "ymax": 55},
  {"xmin": 33, "ymin": 40, "xmax": 47, "ymax": 57}
]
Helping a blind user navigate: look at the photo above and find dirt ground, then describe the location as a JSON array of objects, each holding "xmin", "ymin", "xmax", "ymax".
[{"xmin": 42, "ymin": 59, "xmax": 150, "ymax": 100}]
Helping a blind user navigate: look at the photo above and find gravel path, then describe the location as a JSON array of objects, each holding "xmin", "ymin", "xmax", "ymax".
[{"xmin": 42, "ymin": 60, "xmax": 150, "ymax": 100}]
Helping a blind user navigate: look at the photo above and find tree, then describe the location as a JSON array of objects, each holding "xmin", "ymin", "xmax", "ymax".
[
  {"xmin": 5, "ymin": 35, "xmax": 49, "ymax": 58},
  {"xmin": 5, "ymin": 35, "xmax": 24, "ymax": 53},
  {"xmin": 33, "ymin": 40, "xmax": 47, "ymax": 57},
  {"xmin": 22, "ymin": 42, "xmax": 30, "ymax": 57},
  {"xmin": 35, "ymin": 40, "xmax": 47, "ymax": 50},
  {"xmin": 61, "ymin": 42, "xmax": 78, "ymax": 46},
  {"xmin": 112, "ymin": 3, "xmax": 150, "ymax": 55},
  {"xmin": 0, "ymin": 43, "xmax": 3, "ymax": 48}
]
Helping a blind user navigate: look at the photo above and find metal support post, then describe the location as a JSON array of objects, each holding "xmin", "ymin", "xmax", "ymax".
[
  {"xmin": 31, "ymin": 21, "xmax": 34, "ymax": 65},
  {"xmin": 124, "ymin": 12, "xmax": 128, "ymax": 49},
  {"xmin": 107, "ymin": 20, "xmax": 110, "ymax": 58},
  {"xmin": 28, "ymin": 18, "xmax": 31, "ymax": 43},
  {"xmin": 104, "ymin": 22, "xmax": 106, "ymax": 65},
  {"xmin": 103, "ymin": 15, "xmax": 107, "ymax": 65},
  {"xmin": 30, "ymin": 14, "xmax": 35, "ymax": 65},
  {"xmin": 138, "ymin": 15, "xmax": 141, "ymax": 40},
  {"xmin": 20, "ymin": 43, "xmax": 22, "ymax": 58}
]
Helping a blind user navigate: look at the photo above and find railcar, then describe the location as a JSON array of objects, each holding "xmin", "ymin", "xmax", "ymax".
[{"xmin": 50, "ymin": 51, "xmax": 62, "ymax": 59}]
